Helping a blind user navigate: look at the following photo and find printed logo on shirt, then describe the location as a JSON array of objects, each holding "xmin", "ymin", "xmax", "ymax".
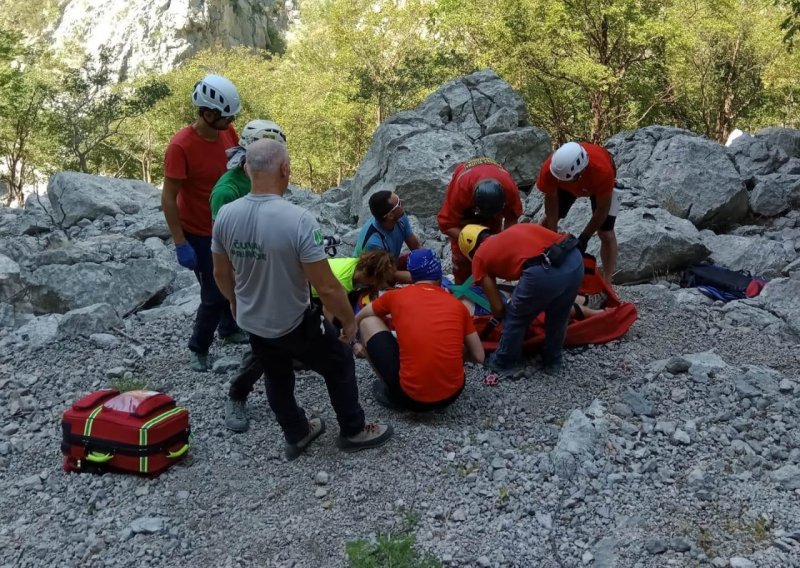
[
  {"xmin": 231, "ymin": 240, "xmax": 266, "ymax": 261},
  {"xmin": 313, "ymin": 228, "xmax": 323, "ymax": 246},
  {"xmin": 464, "ymin": 157, "xmax": 500, "ymax": 170}
]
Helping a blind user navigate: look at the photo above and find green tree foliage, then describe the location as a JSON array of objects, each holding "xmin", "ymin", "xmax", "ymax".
[
  {"xmin": 0, "ymin": 30, "xmax": 55, "ymax": 204},
  {"xmin": 0, "ymin": 0, "xmax": 799, "ymax": 195},
  {"xmin": 664, "ymin": 0, "xmax": 800, "ymax": 141},
  {"xmin": 46, "ymin": 48, "xmax": 170, "ymax": 174}
]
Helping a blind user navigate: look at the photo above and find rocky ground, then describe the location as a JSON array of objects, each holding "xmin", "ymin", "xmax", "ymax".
[{"xmin": 2, "ymin": 280, "xmax": 800, "ymax": 568}]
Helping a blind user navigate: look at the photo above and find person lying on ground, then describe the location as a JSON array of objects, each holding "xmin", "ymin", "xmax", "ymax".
[
  {"xmin": 355, "ymin": 249, "xmax": 485, "ymax": 412},
  {"xmin": 459, "ymin": 223, "xmax": 584, "ymax": 375}
]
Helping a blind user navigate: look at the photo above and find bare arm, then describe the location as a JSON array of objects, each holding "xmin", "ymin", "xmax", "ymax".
[
  {"xmin": 463, "ymin": 331, "xmax": 485, "ymax": 364},
  {"xmin": 405, "ymin": 233, "xmax": 422, "ymax": 250},
  {"xmin": 393, "ymin": 270, "xmax": 412, "ymax": 284},
  {"xmin": 162, "ymin": 177, "xmax": 186, "ymax": 245},
  {"xmin": 355, "ymin": 302, "xmax": 375, "ymax": 326},
  {"xmin": 580, "ymin": 192, "xmax": 612, "ymax": 242},
  {"xmin": 541, "ymin": 191, "xmax": 559, "ymax": 231},
  {"xmin": 212, "ymin": 252, "xmax": 236, "ymax": 316},
  {"xmin": 479, "ymin": 275, "xmax": 505, "ymax": 320},
  {"xmin": 444, "ymin": 227, "xmax": 461, "ymax": 240},
  {"xmin": 303, "ymin": 259, "xmax": 356, "ymax": 341}
]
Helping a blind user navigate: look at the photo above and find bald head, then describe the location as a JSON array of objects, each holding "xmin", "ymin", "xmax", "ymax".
[{"xmin": 245, "ymin": 138, "xmax": 290, "ymax": 195}]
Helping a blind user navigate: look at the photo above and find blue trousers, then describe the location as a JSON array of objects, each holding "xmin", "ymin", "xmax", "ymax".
[
  {"xmin": 184, "ymin": 232, "xmax": 239, "ymax": 354},
  {"xmin": 489, "ymin": 249, "xmax": 584, "ymax": 369}
]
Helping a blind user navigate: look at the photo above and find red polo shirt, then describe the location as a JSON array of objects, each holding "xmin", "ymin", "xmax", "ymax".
[
  {"xmin": 438, "ymin": 157, "xmax": 523, "ymax": 234},
  {"xmin": 537, "ymin": 143, "xmax": 615, "ymax": 199},
  {"xmin": 164, "ymin": 124, "xmax": 238, "ymax": 236},
  {"xmin": 370, "ymin": 284, "xmax": 475, "ymax": 403},
  {"xmin": 472, "ymin": 223, "xmax": 563, "ymax": 282}
]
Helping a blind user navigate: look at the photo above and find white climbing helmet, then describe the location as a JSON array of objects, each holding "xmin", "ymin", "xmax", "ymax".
[
  {"xmin": 239, "ymin": 120, "xmax": 286, "ymax": 148},
  {"xmin": 550, "ymin": 141, "xmax": 589, "ymax": 181},
  {"xmin": 191, "ymin": 74, "xmax": 241, "ymax": 117}
]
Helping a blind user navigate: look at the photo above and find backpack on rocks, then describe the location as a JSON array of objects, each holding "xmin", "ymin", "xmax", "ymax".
[
  {"xmin": 679, "ymin": 263, "xmax": 767, "ymax": 302},
  {"xmin": 62, "ymin": 389, "xmax": 190, "ymax": 476}
]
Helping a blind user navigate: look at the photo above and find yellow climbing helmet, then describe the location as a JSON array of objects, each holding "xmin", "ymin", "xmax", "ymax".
[{"xmin": 458, "ymin": 224, "xmax": 490, "ymax": 260}]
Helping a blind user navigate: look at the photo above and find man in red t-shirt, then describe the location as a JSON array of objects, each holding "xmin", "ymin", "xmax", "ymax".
[
  {"xmin": 355, "ymin": 249, "xmax": 485, "ymax": 411},
  {"xmin": 459, "ymin": 223, "xmax": 584, "ymax": 374},
  {"xmin": 162, "ymin": 74, "xmax": 244, "ymax": 372},
  {"xmin": 437, "ymin": 157, "xmax": 523, "ymax": 284},
  {"xmin": 537, "ymin": 141, "xmax": 620, "ymax": 282}
]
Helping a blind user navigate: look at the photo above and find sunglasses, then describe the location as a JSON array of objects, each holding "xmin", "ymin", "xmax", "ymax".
[{"xmin": 384, "ymin": 197, "xmax": 403, "ymax": 218}]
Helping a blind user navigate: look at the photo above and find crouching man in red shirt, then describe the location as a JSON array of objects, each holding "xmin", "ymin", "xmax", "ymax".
[
  {"xmin": 459, "ymin": 223, "xmax": 584, "ymax": 374},
  {"xmin": 355, "ymin": 249, "xmax": 485, "ymax": 411},
  {"xmin": 437, "ymin": 157, "xmax": 523, "ymax": 284}
]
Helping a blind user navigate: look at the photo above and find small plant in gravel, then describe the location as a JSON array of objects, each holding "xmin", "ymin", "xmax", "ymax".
[
  {"xmin": 346, "ymin": 512, "xmax": 440, "ymax": 568},
  {"xmin": 345, "ymin": 534, "xmax": 441, "ymax": 568},
  {"xmin": 109, "ymin": 377, "xmax": 147, "ymax": 392}
]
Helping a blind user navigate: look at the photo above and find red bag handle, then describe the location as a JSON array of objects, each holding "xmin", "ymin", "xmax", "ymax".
[
  {"xmin": 130, "ymin": 393, "xmax": 175, "ymax": 418},
  {"xmin": 72, "ymin": 389, "xmax": 120, "ymax": 410}
]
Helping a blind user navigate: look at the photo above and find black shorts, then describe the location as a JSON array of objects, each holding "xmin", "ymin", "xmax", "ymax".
[
  {"xmin": 365, "ymin": 331, "xmax": 462, "ymax": 411},
  {"xmin": 557, "ymin": 189, "xmax": 616, "ymax": 231}
]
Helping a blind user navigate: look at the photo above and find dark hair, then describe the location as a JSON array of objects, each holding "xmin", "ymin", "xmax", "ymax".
[{"xmin": 368, "ymin": 190, "xmax": 394, "ymax": 219}]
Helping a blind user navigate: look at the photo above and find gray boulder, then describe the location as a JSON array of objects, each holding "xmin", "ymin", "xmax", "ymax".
[
  {"xmin": 0, "ymin": 302, "xmax": 14, "ymax": 329},
  {"xmin": 47, "ymin": 172, "xmax": 161, "ymax": 227},
  {"xmin": 612, "ymin": 207, "xmax": 710, "ymax": 283},
  {"xmin": 12, "ymin": 314, "xmax": 62, "ymax": 348},
  {"xmin": 0, "ymin": 254, "xmax": 23, "ymax": 302},
  {"xmin": 550, "ymin": 409, "xmax": 606, "ymax": 480},
  {"xmin": 30, "ymin": 235, "xmax": 151, "ymax": 268},
  {"xmin": 349, "ymin": 70, "xmax": 551, "ymax": 222},
  {"xmin": 123, "ymin": 211, "xmax": 171, "ymax": 240},
  {"xmin": 756, "ymin": 272, "xmax": 800, "ymax": 334},
  {"xmin": 703, "ymin": 233, "xmax": 795, "ymax": 277},
  {"xmin": 57, "ymin": 303, "xmax": 124, "ymax": 338},
  {"xmin": 24, "ymin": 259, "xmax": 175, "ymax": 316},
  {"xmin": 749, "ymin": 174, "xmax": 800, "ymax": 217},
  {"xmin": 607, "ymin": 126, "xmax": 748, "ymax": 229}
]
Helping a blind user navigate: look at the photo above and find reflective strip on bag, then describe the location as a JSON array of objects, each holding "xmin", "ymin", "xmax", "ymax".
[
  {"xmin": 83, "ymin": 406, "xmax": 103, "ymax": 437},
  {"xmin": 138, "ymin": 407, "xmax": 186, "ymax": 473}
]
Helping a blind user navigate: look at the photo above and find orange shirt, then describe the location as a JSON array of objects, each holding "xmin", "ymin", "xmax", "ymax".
[
  {"xmin": 537, "ymin": 143, "xmax": 615, "ymax": 199},
  {"xmin": 164, "ymin": 124, "xmax": 238, "ymax": 236},
  {"xmin": 370, "ymin": 284, "xmax": 475, "ymax": 403},
  {"xmin": 472, "ymin": 223, "xmax": 563, "ymax": 282},
  {"xmin": 437, "ymin": 158, "xmax": 523, "ymax": 234}
]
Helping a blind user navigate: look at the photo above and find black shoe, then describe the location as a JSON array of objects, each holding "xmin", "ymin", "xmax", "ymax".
[{"xmin": 371, "ymin": 380, "xmax": 406, "ymax": 411}]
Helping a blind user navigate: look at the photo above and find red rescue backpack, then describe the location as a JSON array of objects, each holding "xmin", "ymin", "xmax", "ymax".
[{"xmin": 474, "ymin": 255, "xmax": 638, "ymax": 352}]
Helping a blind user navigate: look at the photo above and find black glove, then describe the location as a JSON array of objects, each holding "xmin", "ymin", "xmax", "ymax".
[{"xmin": 577, "ymin": 236, "xmax": 589, "ymax": 254}]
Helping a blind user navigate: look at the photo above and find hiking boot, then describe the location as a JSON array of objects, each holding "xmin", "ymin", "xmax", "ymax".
[
  {"xmin": 189, "ymin": 352, "xmax": 209, "ymax": 372},
  {"xmin": 219, "ymin": 330, "xmax": 249, "ymax": 345},
  {"xmin": 338, "ymin": 422, "xmax": 394, "ymax": 453},
  {"xmin": 285, "ymin": 417, "xmax": 326, "ymax": 461},
  {"xmin": 225, "ymin": 398, "xmax": 249, "ymax": 433},
  {"xmin": 371, "ymin": 380, "xmax": 406, "ymax": 411},
  {"xmin": 541, "ymin": 356, "xmax": 564, "ymax": 376},
  {"xmin": 585, "ymin": 292, "xmax": 608, "ymax": 310}
]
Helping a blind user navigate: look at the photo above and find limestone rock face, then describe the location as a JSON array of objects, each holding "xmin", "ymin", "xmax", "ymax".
[
  {"xmin": 47, "ymin": 172, "xmax": 161, "ymax": 228},
  {"xmin": 607, "ymin": 126, "xmax": 748, "ymax": 230},
  {"xmin": 348, "ymin": 70, "xmax": 551, "ymax": 223},
  {"xmin": 49, "ymin": 0, "xmax": 297, "ymax": 80}
]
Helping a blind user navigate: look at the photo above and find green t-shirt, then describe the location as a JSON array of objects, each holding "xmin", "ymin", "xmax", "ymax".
[
  {"xmin": 210, "ymin": 167, "xmax": 252, "ymax": 221},
  {"xmin": 311, "ymin": 258, "xmax": 359, "ymax": 297}
]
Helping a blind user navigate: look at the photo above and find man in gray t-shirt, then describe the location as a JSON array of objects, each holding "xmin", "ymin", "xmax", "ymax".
[{"xmin": 211, "ymin": 139, "xmax": 392, "ymax": 460}]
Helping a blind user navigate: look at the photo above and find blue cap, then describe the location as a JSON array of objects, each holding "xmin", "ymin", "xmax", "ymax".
[{"xmin": 407, "ymin": 249, "xmax": 442, "ymax": 282}]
